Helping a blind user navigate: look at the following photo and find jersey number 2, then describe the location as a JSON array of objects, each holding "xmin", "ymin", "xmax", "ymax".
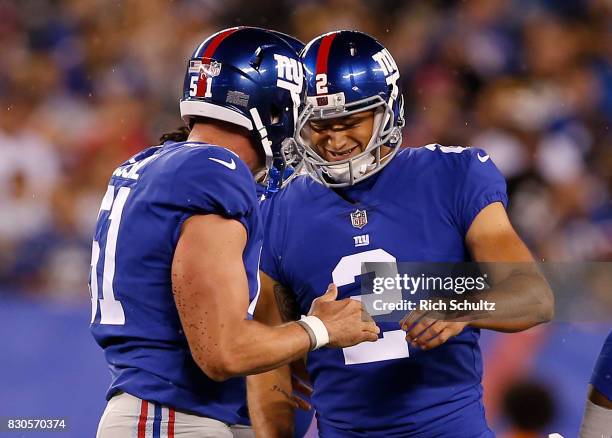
[
  {"xmin": 332, "ymin": 249, "xmax": 409, "ymax": 365},
  {"xmin": 89, "ymin": 185, "xmax": 130, "ymax": 325}
]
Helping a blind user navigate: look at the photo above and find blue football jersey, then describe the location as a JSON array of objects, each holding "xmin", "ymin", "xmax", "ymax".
[
  {"xmin": 89, "ymin": 141, "xmax": 262, "ymax": 425},
  {"xmin": 260, "ymin": 145, "xmax": 508, "ymax": 437},
  {"xmin": 591, "ymin": 331, "xmax": 612, "ymax": 400},
  {"xmin": 255, "ymin": 180, "xmax": 316, "ymax": 438}
]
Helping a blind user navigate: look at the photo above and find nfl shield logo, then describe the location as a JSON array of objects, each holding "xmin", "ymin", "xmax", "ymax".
[
  {"xmin": 350, "ymin": 209, "xmax": 368, "ymax": 229},
  {"xmin": 200, "ymin": 60, "xmax": 222, "ymax": 79}
]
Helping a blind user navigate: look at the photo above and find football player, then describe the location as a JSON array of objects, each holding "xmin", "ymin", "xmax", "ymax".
[
  {"xmin": 579, "ymin": 331, "xmax": 612, "ymax": 437},
  {"xmin": 248, "ymin": 30, "xmax": 554, "ymax": 437},
  {"xmin": 253, "ymin": 32, "xmax": 316, "ymax": 438},
  {"xmin": 90, "ymin": 27, "xmax": 379, "ymax": 438}
]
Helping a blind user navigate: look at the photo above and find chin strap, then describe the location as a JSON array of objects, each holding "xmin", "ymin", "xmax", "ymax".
[{"xmin": 322, "ymin": 153, "xmax": 374, "ymax": 183}]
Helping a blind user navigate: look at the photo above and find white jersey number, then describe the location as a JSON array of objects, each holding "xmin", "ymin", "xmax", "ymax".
[
  {"xmin": 332, "ymin": 249, "xmax": 409, "ymax": 365},
  {"xmin": 89, "ymin": 185, "xmax": 130, "ymax": 325},
  {"xmin": 315, "ymin": 73, "xmax": 328, "ymax": 95}
]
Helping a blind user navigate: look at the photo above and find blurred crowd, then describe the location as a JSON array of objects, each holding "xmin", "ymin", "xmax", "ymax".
[{"xmin": 0, "ymin": 0, "xmax": 611, "ymax": 300}]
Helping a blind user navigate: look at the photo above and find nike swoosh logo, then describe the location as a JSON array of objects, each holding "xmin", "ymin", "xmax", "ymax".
[
  {"xmin": 477, "ymin": 153, "xmax": 490, "ymax": 163},
  {"xmin": 208, "ymin": 157, "xmax": 237, "ymax": 170}
]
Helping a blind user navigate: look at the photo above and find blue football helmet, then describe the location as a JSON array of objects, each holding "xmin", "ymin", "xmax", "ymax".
[
  {"xmin": 262, "ymin": 30, "xmax": 306, "ymax": 193},
  {"xmin": 268, "ymin": 30, "xmax": 305, "ymax": 58},
  {"xmin": 295, "ymin": 30, "xmax": 405, "ymax": 187},
  {"xmin": 180, "ymin": 27, "xmax": 304, "ymax": 189}
]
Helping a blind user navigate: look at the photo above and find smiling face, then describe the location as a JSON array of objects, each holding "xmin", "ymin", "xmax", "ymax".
[{"xmin": 308, "ymin": 110, "xmax": 376, "ymax": 162}]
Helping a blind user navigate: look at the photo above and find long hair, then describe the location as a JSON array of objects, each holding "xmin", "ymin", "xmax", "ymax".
[{"xmin": 159, "ymin": 126, "xmax": 190, "ymax": 143}]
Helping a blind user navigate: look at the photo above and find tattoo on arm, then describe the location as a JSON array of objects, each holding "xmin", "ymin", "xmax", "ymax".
[
  {"xmin": 273, "ymin": 283, "xmax": 300, "ymax": 322},
  {"xmin": 271, "ymin": 384, "xmax": 293, "ymax": 401}
]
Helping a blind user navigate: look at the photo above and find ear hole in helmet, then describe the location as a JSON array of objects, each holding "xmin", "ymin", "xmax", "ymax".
[{"xmin": 269, "ymin": 103, "xmax": 282, "ymax": 124}]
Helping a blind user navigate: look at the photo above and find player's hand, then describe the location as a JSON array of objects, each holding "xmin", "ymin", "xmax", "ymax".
[
  {"xmin": 309, "ymin": 283, "xmax": 380, "ymax": 348},
  {"xmin": 400, "ymin": 310, "xmax": 467, "ymax": 350}
]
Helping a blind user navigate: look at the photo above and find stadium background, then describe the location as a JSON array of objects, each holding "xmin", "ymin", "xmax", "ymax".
[{"xmin": 0, "ymin": 0, "xmax": 610, "ymax": 436}]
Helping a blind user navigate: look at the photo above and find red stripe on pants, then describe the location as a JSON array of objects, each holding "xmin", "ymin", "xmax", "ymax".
[
  {"xmin": 137, "ymin": 400, "xmax": 148, "ymax": 438},
  {"xmin": 168, "ymin": 408, "xmax": 175, "ymax": 438}
]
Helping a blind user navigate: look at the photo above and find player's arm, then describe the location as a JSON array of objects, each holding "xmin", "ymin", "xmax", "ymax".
[
  {"xmin": 463, "ymin": 202, "xmax": 554, "ymax": 331},
  {"xmin": 247, "ymin": 272, "xmax": 305, "ymax": 437},
  {"xmin": 402, "ymin": 203, "xmax": 554, "ymax": 349},
  {"xmin": 172, "ymin": 214, "xmax": 380, "ymax": 381}
]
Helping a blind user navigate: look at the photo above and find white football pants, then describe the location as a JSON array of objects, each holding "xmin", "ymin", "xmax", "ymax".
[{"xmin": 96, "ymin": 392, "xmax": 253, "ymax": 438}]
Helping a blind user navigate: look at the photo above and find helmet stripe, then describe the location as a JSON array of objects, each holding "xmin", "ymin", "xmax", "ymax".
[
  {"xmin": 203, "ymin": 27, "xmax": 240, "ymax": 59},
  {"xmin": 195, "ymin": 27, "xmax": 240, "ymax": 97},
  {"xmin": 315, "ymin": 32, "xmax": 338, "ymax": 76}
]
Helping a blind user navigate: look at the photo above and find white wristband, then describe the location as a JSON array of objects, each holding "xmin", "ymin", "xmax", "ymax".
[{"xmin": 299, "ymin": 315, "xmax": 330, "ymax": 350}]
